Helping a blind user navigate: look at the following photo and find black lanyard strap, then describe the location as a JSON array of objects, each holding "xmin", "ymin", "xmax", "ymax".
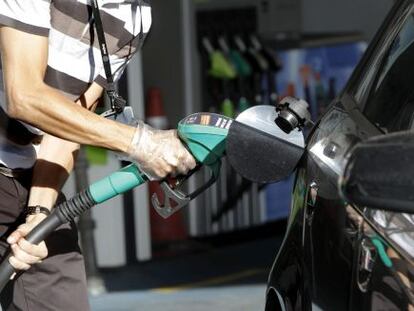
[{"xmin": 91, "ymin": 0, "xmax": 126, "ymax": 116}]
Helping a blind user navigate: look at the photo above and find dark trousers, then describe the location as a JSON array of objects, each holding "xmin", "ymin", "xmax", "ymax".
[{"xmin": 0, "ymin": 172, "xmax": 90, "ymax": 311}]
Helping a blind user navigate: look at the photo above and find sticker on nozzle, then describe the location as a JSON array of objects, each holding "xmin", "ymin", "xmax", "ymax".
[{"xmin": 182, "ymin": 113, "xmax": 233, "ymax": 129}]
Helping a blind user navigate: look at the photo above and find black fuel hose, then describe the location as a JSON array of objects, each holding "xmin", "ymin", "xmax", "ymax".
[{"xmin": 0, "ymin": 190, "xmax": 96, "ymax": 291}]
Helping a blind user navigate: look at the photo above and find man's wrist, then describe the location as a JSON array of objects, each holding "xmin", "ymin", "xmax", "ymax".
[
  {"xmin": 25, "ymin": 205, "xmax": 51, "ymax": 218},
  {"xmin": 126, "ymin": 121, "xmax": 145, "ymax": 156}
]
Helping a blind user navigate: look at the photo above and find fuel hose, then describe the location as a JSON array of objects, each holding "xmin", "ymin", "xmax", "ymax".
[{"xmin": 0, "ymin": 164, "xmax": 147, "ymax": 291}]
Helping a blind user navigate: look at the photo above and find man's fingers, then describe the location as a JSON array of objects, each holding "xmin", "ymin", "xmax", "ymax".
[
  {"xmin": 9, "ymin": 255, "xmax": 31, "ymax": 271},
  {"xmin": 151, "ymin": 159, "xmax": 174, "ymax": 179},
  {"xmin": 163, "ymin": 140, "xmax": 196, "ymax": 176},
  {"xmin": 7, "ymin": 231, "xmax": 24, "ymax": 244},
  {"xmin": 161, "ymin": 161, "xmax": 173, "ymax": 175},
  {"xmin": 164, "ymin": 152, "xmax": 179, "ymax": 167},
  {"xmin": 18, "ymin": 239, "xmax": 48, "ymax": 259},
  {"xmin": 11, "ymin": 244, "xmax": 41, "ymax": 265},
  {"xmin": 175, "ymin": 149, "xmax": 196, "ymax": 175},
  {"xmin": 176, "ymin": 158, "xmax": 190, "ymax": 176},
  {"xmin": 7, "ymin": 224, "xmax": 31, "ymax": 244},
  {"xmin": 183, "ymin": 149, "xmax": 197, "ymax": 170},
  {"xmin": 6, "ymin": 217, "xmax": 48, "ymax": 271},
  {"xmin": 146, "ymin": 165, "xmax": 167, "ymax": 180},
  {"xmin": 7, "ymin": 232, "xmax": 21, "ymax": 245}
]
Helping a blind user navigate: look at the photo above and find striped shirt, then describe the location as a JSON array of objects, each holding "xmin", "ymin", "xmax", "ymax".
[{"xmin": 0, "ymin": 0, "xmax": 152, "ymax": 169}]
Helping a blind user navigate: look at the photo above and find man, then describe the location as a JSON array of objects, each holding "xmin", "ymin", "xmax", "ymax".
[{"xmin": 0, "ymin": 0, "xmax": 196, "ymax": 310}]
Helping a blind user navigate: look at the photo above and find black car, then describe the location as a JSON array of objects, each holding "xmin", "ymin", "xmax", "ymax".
[{"xmin": 266, "ymin": 1, "xmax": 414, "ymax": 310}]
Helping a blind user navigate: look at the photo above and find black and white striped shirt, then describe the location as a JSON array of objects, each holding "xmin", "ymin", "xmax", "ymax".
[
  {"xmin": 1, "ymin": 0, "xmax": 152, "ymax": 99},
  {"xmin": 0, "ymin": 0, "xmax": 152, "ymax": 168}
]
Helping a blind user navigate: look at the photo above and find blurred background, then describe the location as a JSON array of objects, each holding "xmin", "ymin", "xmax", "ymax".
[{"xmin": 62, "ymin": 0, "xmax": 393, "ymax": 310}]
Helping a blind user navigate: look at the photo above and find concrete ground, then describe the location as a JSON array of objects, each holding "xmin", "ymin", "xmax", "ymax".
[
  {"xmin": 90, "ymin": 285, "xmax": 267, "ymax": 311},
  {"xmin": 89, "ymin": 237, "xmax": 282, "ymax": 311}
]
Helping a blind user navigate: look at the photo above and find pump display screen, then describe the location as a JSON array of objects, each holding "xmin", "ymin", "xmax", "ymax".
[{"xmin": 181, "ymin": 113, "xmax": 233, "ymax": 130}]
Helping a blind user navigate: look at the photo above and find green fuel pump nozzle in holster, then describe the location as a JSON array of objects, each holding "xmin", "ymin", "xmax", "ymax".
[{"xmin": 0, "ymin": 112, "xmax": 232, "ymax": 291}]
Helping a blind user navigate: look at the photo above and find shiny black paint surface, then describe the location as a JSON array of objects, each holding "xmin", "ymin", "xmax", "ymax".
[{"xmin": 266, "ymin": 1, "xmax": 414, "ymax": 310}]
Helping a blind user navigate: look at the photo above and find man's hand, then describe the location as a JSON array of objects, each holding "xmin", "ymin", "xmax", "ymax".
[
  {"xmin": 7, "ymin": 214, "xmax": 48, "ymax": 271},
  {"xmin": 128, "ymin": 122, "xmax": 196, "ymax": 180}
]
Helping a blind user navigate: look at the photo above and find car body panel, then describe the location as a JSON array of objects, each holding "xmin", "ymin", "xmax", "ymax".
[{"xmin": 266, "ymin": 1, "xmax": 414, "ymax": 310}]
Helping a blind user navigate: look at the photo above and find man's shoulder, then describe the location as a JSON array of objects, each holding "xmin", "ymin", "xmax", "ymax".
[
  {"xmin": 51, "ymin": 0, "xmax": 152, "ymax": 38},
  {"xmin": 0, "ymin": 0, "xmax": 51, "ymax": 37}
]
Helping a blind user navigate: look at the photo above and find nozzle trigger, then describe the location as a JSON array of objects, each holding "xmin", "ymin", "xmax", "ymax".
[
  {"xmin": 151, "ymin": 182, "xmax": 191, "ymax": 219},
  {"xmin": 151, "ymin": 162, "xmax": 221, "ymax": 219}
]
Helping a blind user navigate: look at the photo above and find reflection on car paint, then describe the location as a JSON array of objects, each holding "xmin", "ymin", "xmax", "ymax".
[
  {"xmin": 361, "ymin": 216, "xmax": 414, "ymax": 309},
  {"xmin": 367, "ymin": 210, "xmax": 414, "ymax": 264}
]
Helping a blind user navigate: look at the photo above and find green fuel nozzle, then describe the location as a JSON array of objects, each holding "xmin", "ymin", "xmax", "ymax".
[
  {"xmin": 151, "ymin": 113, "xmax": 231, "ymax": 218},
  {"xmin": 91, "ymin": 112, "xmax": 231, "ymax": 218}
]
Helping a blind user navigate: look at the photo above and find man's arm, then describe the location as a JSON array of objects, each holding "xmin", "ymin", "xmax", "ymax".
[
  {"xmin": 7, "ymin": 89, "xmax": 102, "ymax": 271},
  {"xmin": 7, "ymin": 135, "xmax": 80, "ymax": 270},
  {"xmin": 1, "ymin": 25, "xmax": 195, "ymax": 177},
  {"xmin": 0, "ymin": 26, "xmax": 134, "ymax": 152},
  {"xmin": 27, "ymin": 88, "xmax": 102, "ymax": 209}
]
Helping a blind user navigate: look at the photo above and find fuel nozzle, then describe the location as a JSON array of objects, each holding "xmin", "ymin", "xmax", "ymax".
[{"xmin": 275, "ymin": 96, "xmax": 312, "ymax": 134}]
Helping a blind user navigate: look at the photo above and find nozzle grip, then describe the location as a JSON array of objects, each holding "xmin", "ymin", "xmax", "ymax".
[{"xmin": 89, "ymin": 164, "xmax": 147, "ymax": 203}]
